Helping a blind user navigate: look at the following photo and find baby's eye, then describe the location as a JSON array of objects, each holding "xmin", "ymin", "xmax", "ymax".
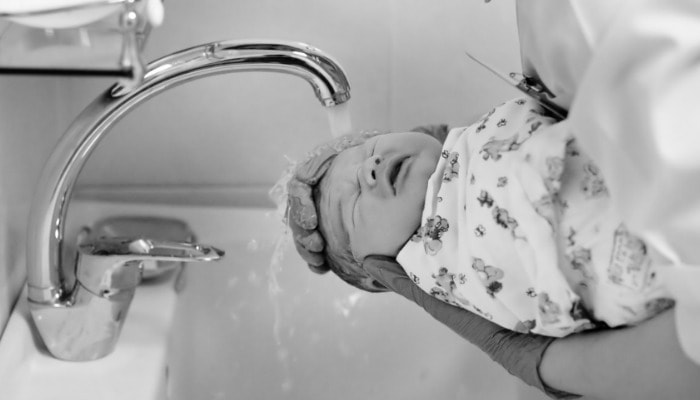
[
  {"xmin": 352, "ymin": 167, "xmax": 361, "ymax": 227},
  {"xmin": 351, "ymin": 189, "xmax": 361, "ymax": 228},
  {"xmin": 352, "ymin": 195, "xmax": 359, "ymax": 227}
]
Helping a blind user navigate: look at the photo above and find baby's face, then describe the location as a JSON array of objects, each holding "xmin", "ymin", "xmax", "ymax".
[{"xmin": 320, "ymin": 131, "xmax": 441, "ymax": 261}]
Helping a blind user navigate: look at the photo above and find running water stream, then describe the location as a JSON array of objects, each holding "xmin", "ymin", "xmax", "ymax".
[{"xmin": 326, "ymin": 102, "xmax": 353, "ymax": 137}]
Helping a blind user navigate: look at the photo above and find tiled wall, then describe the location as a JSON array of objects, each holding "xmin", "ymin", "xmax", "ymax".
[
  {"xmin": 0, "ymin": 75, "xmax": 71, "ymax": 336},
  {"xmin": 0, "ymin": 0, "xmax": 519, "ymax": 335}
]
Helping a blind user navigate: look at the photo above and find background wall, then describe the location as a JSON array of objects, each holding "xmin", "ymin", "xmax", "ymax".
[
  {"xmin": 72, "ymin": 0, "xmax": 521, "ymax": 191},
  {"xmin": 0, "ymin": 75, "xmax": 72, "ymax": 337},
  {"xmin": 0, "ymin": 0, "xmax": 520, "ymax": 337}
]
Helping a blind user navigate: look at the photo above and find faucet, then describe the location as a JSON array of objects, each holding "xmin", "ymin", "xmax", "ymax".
[{"xmin": 26, "ymin": 40, "xmax": 352, "ymax": 361}]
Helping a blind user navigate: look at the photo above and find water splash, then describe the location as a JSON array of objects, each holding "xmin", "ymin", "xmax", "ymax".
[
  {"xmin": 327, "ymin": 102, "xmax": 353, "ymax": 137},
  {"xmin": 246, "ymin": 239, "xmax": 259, "ymax": 251},
  {"xmin": 267, "ymin": 237, "xmax": 285, "ymax": 342},
  {"xmin": 267, "ymin": 227, "xmax": 293, "ymax": 393},
  {"xmin": 333, "ymin": 292, "xmax": 365, "ymax": 318}
]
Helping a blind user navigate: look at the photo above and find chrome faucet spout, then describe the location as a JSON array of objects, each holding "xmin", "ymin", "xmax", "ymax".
[{"xmin": 26, "ymin": 40, "xmax": 351, "ymax": 360}]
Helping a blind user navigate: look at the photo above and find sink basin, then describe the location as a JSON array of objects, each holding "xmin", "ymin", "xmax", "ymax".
[{"xmin": 0, "ymin": 196, "xmax": 547, "ymax": 400}]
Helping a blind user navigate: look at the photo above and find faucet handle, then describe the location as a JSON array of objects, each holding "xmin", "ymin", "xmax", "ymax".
[
  {"xmin": 77, "ymin": 236, "xmax": 224, "ymax": 298},
  {"xmin": 79, "ymin": 236, "xmax": 224, "ymax": 261},
  {"xmin": 85, "ymin": 216, "xmax": 204, "ymax": 280}
]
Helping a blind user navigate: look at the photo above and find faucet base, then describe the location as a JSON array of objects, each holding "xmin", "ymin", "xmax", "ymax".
[{"xmin": 29, "ymin": 285, "xmax": 134, "ymax": 361}]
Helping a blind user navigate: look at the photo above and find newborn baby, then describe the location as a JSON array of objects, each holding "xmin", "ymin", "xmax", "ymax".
[{"xmin": 282, "ymin": 97, "xmax": 673, "ymax": 336}]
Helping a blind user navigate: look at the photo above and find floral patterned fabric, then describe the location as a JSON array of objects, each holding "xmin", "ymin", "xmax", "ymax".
[{"xmin": 397, "ymin": 98, "xmax": 672, "ymax": 337}]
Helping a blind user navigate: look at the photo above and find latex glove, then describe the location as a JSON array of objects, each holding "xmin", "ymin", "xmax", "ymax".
[{"xmin": 363, "ymin": 255, "xmax": 580, "ymax": 400}]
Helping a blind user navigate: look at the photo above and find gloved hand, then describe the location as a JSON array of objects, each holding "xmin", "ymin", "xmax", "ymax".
[{"xmin": 363, "ymin": 255, "xmax": 580, "ymax": 400}]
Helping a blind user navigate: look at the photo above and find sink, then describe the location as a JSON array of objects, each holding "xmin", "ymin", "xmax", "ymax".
[{"xmin": 0, "ymin": 195, "xmax": 548, "ymax": 400}]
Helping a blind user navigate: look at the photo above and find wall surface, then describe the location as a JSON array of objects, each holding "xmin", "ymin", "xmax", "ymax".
[{"xmin": 0, "ymin": 0, "xmax": 520, "ymax": 336}]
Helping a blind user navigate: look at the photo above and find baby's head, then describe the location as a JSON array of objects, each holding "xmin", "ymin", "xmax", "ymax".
[{"xmin": 281, "ymin": 129, "xmax": 442, "ymax": 292}]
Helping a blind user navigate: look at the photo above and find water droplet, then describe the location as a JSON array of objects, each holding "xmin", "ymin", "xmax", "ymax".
[
  {"xmin": 247, "ymin": 239, "xmax": 259, "ymax": 251},
  {"xmin": 281, "ymin": 378, "xmax": 293, "ymax": 392},
  {"xmin": 333, "ymin": 291, "xmax": 366, "ymax": 318},
  {"xmin": 228, "ymin": 311, "xmax": 239, "ymax": 322},
  {"xmin": 277, "ymin": 348, "xmax": 289, "ymax": 362},
  {"xmin": 248, "ymin": 271, "xmax": 260, "ymax": 285},
  {"xmin": 227, "ymin": 277, "xmax": 239, "ymax": 288}
]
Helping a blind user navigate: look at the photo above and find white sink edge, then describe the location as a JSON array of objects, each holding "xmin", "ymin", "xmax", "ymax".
[{"xmin": 0, "ymin": 262, "xmax": 176, "ymax": 400}]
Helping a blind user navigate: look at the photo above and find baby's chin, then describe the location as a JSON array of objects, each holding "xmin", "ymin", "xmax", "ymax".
[{"xmin": 399, "ymin": 219, "xmax": 423, "ymax": 250}]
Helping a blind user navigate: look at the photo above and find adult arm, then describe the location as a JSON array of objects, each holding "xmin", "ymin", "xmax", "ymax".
[
  {"xmin": 363, "ymin": 255, "xmax": 580, "ymax": 400},
  {"xmin": 366, "ymin": 256, "xmax": 700, "ymax": 400},
  {"xmin": 540, "ymin": 309, "xmax": 700, "ymax": 400}
]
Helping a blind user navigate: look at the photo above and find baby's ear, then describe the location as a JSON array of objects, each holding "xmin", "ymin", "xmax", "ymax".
[{"xmin": 411, "ymin": 124, "xmax": 450, "ymax": 144}]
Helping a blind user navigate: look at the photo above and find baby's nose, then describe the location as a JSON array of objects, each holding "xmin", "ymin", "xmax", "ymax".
[{"xmin": 361, "ymin": 155, "xmax": 382, "ymax": 187}]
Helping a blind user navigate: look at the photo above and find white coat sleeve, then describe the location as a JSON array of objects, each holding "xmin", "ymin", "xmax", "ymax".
[{"xmin": 568, "ymin": 0, "xmax": 700, "ymax": 267}]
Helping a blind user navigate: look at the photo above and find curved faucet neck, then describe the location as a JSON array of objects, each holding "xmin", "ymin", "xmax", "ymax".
[{"xmin": 26, "ymin": 40, "xmax": 351, "ymax": 305}]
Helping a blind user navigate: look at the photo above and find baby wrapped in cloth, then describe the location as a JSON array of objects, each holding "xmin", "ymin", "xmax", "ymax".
[{"xmin": 398, "ymin": 98, "xmax": 673, "ymax": 336}]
